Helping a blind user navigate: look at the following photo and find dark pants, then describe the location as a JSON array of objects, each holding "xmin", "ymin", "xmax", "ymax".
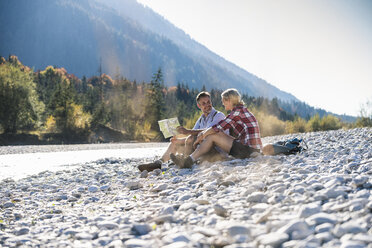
[{"xmin": 228, "ymin": 140, "xmax": 260, "ymax": 159}]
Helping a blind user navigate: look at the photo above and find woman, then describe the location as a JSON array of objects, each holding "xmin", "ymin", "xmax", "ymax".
[{"xmin": 171, "ymin": 88, "xmax": 263, "ymax": 168}]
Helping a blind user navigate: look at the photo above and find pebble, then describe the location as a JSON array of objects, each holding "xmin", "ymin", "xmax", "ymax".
[
  {"xmin": 131, "ymin": 224, "xmax": 152, "ymax": 235},
  {"xmin": 0, "ymin": 128, "xmax": 371, "ymax": 247},
  {"xmin": 88, "ymin": 185, "xmax": 99, "ymax": 192}
]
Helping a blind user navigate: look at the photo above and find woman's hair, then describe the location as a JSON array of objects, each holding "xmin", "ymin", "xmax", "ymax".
[{"xmin": 221, "ymin": 88, "xmax": 245, "ymax": 106}]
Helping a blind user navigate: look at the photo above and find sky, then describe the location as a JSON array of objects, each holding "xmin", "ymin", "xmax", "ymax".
[{"xmin": 136, "ymin": 0, "xmax": 372, "ymax": 117}]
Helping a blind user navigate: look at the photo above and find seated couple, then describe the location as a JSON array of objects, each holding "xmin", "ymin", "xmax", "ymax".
[{"xmin": 138, "ymin": 88, "xmax": 263, "ymax": 172}]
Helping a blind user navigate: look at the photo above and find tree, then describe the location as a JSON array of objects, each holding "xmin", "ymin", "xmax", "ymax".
[
  {"xmin": 0, "ymin": 59, "xmax": 44, "ymax": 133},
  {"xmin": 145, "ymin": 68, "xmax": 165, "ymax": 131}
]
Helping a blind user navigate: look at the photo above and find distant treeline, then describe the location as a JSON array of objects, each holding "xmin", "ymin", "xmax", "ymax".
[{"xmin": 0, "ymin": 55, "xmax": 371, "ymax": 144}]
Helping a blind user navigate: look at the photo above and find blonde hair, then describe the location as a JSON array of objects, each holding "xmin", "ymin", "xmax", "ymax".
[{"xmin": 221, "ymin": 88, "xmax": 245, "ymax": 107}]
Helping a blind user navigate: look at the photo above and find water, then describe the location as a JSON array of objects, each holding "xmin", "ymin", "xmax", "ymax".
[{"xmin": 0, "ymin": 145, "xmax": 167, "ymax": 181}]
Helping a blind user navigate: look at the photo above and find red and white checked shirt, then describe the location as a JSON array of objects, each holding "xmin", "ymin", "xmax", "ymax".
[{"xmin": 212, "ymin": 104, "xmax": 263, "ymax": 150}]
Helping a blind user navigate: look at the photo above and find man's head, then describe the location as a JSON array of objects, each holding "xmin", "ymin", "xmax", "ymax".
[{"xmin": 196, "ymin": 91, "xmax": 212, "ymax": 115}]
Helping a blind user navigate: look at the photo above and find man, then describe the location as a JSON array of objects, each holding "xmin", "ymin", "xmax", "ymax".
[
  {"xmin": 138, "ymin": 91, "xmax": 225, "ymax": 172},
  {"xmin": 171, "ymin": 88, "xmax": 263, "ymax": 169}
]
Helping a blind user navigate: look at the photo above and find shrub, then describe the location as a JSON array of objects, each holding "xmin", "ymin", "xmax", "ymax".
[
  {"xmin": 307, "ymin": 114, "xmax": 321, "ymax": 132},
  {"xmin": 254, "ymin": 111, "xmax": 286, "ymax": 137},
  {"xmin": 286, "ymin": 117, "xmax": 307, "ymax": 134},
  {"xmin": 320, "ymin": 115, "xmax": 342, "ymax": 131}
]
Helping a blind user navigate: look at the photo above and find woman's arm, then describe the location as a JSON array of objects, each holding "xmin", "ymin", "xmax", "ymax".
[{"xmin": 193, "ymin": 127, "xmax": 218, "ymax": 148}]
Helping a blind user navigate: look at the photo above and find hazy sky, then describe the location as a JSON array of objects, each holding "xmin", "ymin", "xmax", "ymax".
[{"xmin": 136, "ymin": 0, "xmax": 372, "ymax": 117}]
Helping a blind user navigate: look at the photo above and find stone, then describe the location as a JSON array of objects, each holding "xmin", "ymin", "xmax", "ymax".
[
  {"xmin": 126, "ymin": 181, "xmax": 143, "ymax": 190},
  {"xmin": 151, "ymin": 215, "xmax": 174, "ymax": 224},
  {"xmin": 151, "ymin": 183, "xmax": 168, "ymax": 192},
  {"xmin": 166, "ymin": 233, "xmax": 191, "ymax": 243},
  {"xmin": 214, "ymin": 204, "xmax": 228, "ymax": 217},
  {"xmin": 306, "ymin": 213, "xmax": 338, "ymax": 226},
  {"xmin": 226, "ymin": 225, "xmax": 251, "ymax": 237},
  {"xmin": 88, "ymin": 185, "xmax": 99, "ymax": 192},
  {"xmin": 124, "ymin": 238, "xmax": 150, "ymax": 248},
  {"xmin": 97, "ymin": 222, "xmax": 119, "ymax": 230},
  {"xmin": 257, "ymin": 232, "xmax": 289, "ymax": 247},
  {"xmin": 3, "ymin": 202, "xmax": 15, "ymax": 208},
  {"xmin": 246, "ymin": 192, "xmax": 267, "ymax": 203},
  {"xmin": 299, "ymin": 203, "xmax": 321, "ymax": 218},
  {"xmin": 140, "ymin": 170, "xmax": 148, "ymax": 178},
  {"xmin": 315, "ymin": 223, "xmax": 334, "ymax": 233},
  {"xmin": 15, "ymin": 228, "xmax": 29, "ymax": 236},
  {"xmin": 131, "ymin": 223, "xmax": 151, "ymax": 235}
]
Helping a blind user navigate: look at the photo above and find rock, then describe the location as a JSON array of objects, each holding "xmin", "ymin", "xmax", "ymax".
[
  {"xmin": 299, "ymin": 203, "xmax": 321, "ymax": 218},
  {"xmin": 306, "ymin": 213, "xmax": 338, "ymax": 226},
  {"xmin": 178, "ymin": 194, "xmax": 192, "ymax": 202},
  {"xmin": 131, "ymin": 223, "xmax": 152, "ymax": 235},
  {"xmin": 97, "ymin": 222, "xmax": 119, "ymax": 230},
  {"xmin": 75, "ymin": 232, "xmax": 93, "ymax": 240},
  {"xmin": 3, "ymin": 202, "xmax": 15, "ymax": 208},
  {"xmin": 352, "ymin": 175, "xmax": 369, "ymax": 187},
  {"xmin": 178, "ymin": 202, "xmax": 197, "ymax": 211},
  {"xmin": 162, "ymin": 242, "xmax": 190, "ymax": 248},
  {"xmin": 257, "ymin": 232, "xmax": 289, "ymax": 247},
  {"xmin": 333, "ymin": 222, "xmax": 367, "ymax": 237},
  {"xmin": 126, "ymin": 181, "xmax": 143, "ymax": 190},
  {"xmin": 151, "ymin": 215, "xmax": 174, "ymax": 224},
  {"xmin": 124, "ymin": 238, "xmax": 150, "ymax": 248},
  {"xmin": 213, "ymin": 204, "xmax": 228, "ymax": 217},
  {"xmin": 140, "ymin": 170, "xmax": 148, "ymax": 178},
  {"xmin": 88, "ymin": 185, "xmax": 99, "ymax": 192},
  {"xmin": 278, "ymin": 220, "xmax": 313, "ymax": 240},
  {"xmin": 160, "ymin": 205, "xmax": 175, "ymax": 215},
  {"xmin": 151, "ymin": 183, "xmax": 168, "ymax": 192},
  {"xmin": 315, "ymin": 223, "xmax": 334, "ymax": 233},
  {"xmin": 163, "ymin": 232, "xmax": 191, "ymax": 244},
  {"xmin": 226, "ymin": 225, "xmax": 250, "ymax": 237},
  {"xmin": 194, "ymin": 199, "xmax": 210, "ymax": 205},
  {"xmin": 15, "ymin": 228, "xmax": 29, "ymax": 236},
  {"xmin": 324, "ymin": 188, "xmax": 347, "ymax": 199},
  {"xmin": 194, "ymin": 227, "xmax": 219, "ymax": 237},
  {"xmin": 246, "ymin": 192, "xmax": 267, "ymax": 203},
  {"xmin": 100, "ymin": 185, "xmax": 110, "ymax": 191},
  {"xmin": 340, "ymin": 240, "xmax": 366, "ymax": 248}
]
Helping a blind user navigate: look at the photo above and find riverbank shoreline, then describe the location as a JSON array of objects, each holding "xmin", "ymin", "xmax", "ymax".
[{"xmin": 0, "ymin": 128, "xmax": 371, "ymax": 247}]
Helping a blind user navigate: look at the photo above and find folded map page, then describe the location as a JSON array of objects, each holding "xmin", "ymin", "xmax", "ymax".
[{"xmin": 158, "ymin": 117, "xmax": 180, "ymax": 138}]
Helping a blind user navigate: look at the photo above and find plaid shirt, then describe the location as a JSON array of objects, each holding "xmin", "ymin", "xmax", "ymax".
[{"xmin": 213, "ymin": 104, "xmax": 263, "ymax": 150}]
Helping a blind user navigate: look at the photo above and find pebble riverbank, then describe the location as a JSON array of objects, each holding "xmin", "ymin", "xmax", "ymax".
[{"xmin": 0, "ymin": 128, "xmax": 371, "ymax": 247}]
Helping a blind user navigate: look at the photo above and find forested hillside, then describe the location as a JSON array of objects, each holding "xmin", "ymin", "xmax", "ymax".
[
  {"xmin": 1, "ymin": 56, "xmax": 368, "ymax": 145},
  {"xmin": 0, "ymin": 0, "xmax": 298, "ymax": 102}
]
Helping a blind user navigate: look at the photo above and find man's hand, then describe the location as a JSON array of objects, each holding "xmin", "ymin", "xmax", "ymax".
[
  {"xmin": 176, "ymin": 126, "xmax": 189, "ymax": 135},
  {"xmin": 170, "ymin": 136, "xmax": 178, "ymax": 143}
]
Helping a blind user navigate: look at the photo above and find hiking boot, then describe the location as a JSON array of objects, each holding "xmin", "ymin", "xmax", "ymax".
[
  {"xmin": 181, "ymin": 156, "xmax": 194, "ymax": 169},
  {"xmin": 138, "ymin": 160, "xmax": 162, "ymax": 172},
  {"xmin": 170, "ymin": 153, "xmax": 184, "ymax": 167},
  {"xmin": 170, "ymin": 153, "xmax": 193, "ymax": 169}
]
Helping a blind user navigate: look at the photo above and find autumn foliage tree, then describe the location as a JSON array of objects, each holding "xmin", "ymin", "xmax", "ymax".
[{"xmin": 0, "ymin": 56, "xmax": 44, "ymax": 133}]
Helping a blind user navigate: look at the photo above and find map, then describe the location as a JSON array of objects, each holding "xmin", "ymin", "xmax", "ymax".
[{"xmin": 158, "ymin": 117, "xmax": 180, "ymax": 138}]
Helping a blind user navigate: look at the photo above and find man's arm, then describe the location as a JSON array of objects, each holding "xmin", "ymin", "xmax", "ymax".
[{"xmin": 177, "ymin": 126, "xmax": 203, "ymax": 136}]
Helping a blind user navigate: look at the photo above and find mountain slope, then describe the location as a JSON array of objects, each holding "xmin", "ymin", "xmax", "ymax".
[{"xmin": 0, "ymin": 0, "xmax": 298, "ymax": 102}]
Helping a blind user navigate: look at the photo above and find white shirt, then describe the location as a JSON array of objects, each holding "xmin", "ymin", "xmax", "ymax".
[{"xmin": 193, "ymin": 108, "xmax": 225, "ymax": 130}]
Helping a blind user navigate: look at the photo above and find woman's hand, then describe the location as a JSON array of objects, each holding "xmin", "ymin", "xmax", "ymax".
[{"xmin": 193, "ymin": 131, "xmax": 205, "ymax": 149}]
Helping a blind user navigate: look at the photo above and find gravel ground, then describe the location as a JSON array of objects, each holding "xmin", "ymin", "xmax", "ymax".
[{"xmin": 0, "ymin": 128, "xmax": 371, "ymax": 247}]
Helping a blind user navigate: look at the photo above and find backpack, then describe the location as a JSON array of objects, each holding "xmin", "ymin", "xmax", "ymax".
[{"xmin": 268, "ymin": 138, "xmax": 308, "ymax": 155}]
